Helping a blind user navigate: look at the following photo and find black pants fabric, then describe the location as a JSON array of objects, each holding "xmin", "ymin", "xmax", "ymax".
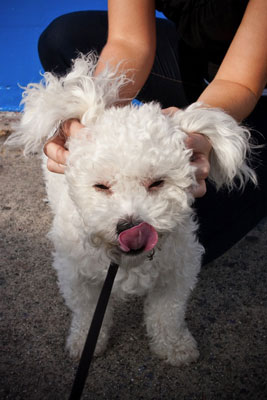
[{"xmin": 38, "ymin": 11, "xmax": 267, "ymax": 264}]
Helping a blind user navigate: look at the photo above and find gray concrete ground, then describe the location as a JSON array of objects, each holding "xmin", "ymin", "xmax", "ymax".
[{"xmin": 1, "ymin": 112, "xmax": 266, "ymax": 400}]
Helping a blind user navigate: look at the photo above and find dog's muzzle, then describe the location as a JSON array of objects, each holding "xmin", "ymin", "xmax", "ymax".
[{"xmin": 116, "ymin": 219, "xmax": 158, "ymax": 255}]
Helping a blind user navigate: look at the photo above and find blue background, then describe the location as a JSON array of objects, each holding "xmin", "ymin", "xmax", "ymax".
[{"xmin": 0, "ymin": 1, "xmax": 164, "ymax": 111}]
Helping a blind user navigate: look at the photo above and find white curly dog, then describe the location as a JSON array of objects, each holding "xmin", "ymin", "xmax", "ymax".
[{"xmin": 7, "ymin": 54, "xmax": 256, "ymax": 366}]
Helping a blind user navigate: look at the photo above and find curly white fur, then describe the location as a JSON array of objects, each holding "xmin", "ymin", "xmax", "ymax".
[{"xmin": 6, "ymin": 53, "xmax": 256, "ymax": 366}]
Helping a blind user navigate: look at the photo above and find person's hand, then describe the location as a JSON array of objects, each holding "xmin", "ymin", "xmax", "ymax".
[
  {"xmin": 162, "ymin": 107, "xmax": 212, "ymax": 198},
  {"xmin": 185, "ymin": 132, "xmax": 212, "ymax": 197},
  {"xmin": 44, "ymin": 119, "xmax": 84, "ymax": 173}
]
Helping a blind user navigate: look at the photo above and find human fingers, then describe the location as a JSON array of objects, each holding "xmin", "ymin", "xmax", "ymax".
[
  {"xmin": 46, "ymin": 158, "xmax": 66, "ymax": 174},
  {"xmin": 191, "ymin": 153, "xmax": 210, "ymax": 181},
  {"xmin": 162, "ymin": 107, "xmax": 180, "ymax": 116},
  {"xmin": 44, "ymin": 135, "xmax": 69, "ymax": 165},
  {"xmin": 63, "ymin": 118, "xmax": 85, "ymax": 137},
  {"xmin": 185, "ymin": 132, "xmax": 212, "ymax": 160},
  {"xmin": 44, "ymin": 138, "xmax": 69, "ymax": 172},
  {"xmin": 190, "ymin": 154, "xmax": 211, "ymax": 197},
  {"xmin": 185, "ymin": 132, "xmax": 212, "ymax": 198},
  {"xmin": 191, "ymin": 179, "xmax": 207, "ymax": 198},
  {"xmin": 44, "ymin": 119, "xmax": 84, "ymax": 173}
]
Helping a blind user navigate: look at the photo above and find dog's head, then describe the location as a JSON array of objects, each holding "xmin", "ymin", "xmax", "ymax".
[
  {"xmin": 7, "ymin": 53, "xmax": 256, "ymax": 263},
  {"xmin": 65, "ymin": 103, "xmax": 196, "ymax": 261}
]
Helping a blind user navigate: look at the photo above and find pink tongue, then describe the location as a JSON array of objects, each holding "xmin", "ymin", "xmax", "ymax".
[{"xmin": 118, "ymin": 222, "xmax": 158, "ymax": 253}]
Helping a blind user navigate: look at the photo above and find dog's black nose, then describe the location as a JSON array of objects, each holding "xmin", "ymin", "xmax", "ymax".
[{"xmin": 116, "ymin": 218, "xmax": 142, "ymax": 235}]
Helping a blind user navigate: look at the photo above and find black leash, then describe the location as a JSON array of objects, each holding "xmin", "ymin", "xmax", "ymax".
[{"xmin": 69, "ymin": 262, "xmax": 119, "ymax": 400}]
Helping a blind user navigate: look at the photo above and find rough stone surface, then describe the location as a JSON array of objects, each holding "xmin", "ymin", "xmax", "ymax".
[
  {"xmin": 1, "ymin": 112, "xmax": 266, "ymax": 399},
  {"xmin": 0, "ymin": 112, "xmax": 20, "ymax": 137}
]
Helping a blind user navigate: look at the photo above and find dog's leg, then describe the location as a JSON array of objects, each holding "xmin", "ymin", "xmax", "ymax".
[
  {"xmin": 55, "ymin": 257, "xmax": 114, "ymax": 359},
  {"xmin": 66, "ymin": 284, "xmax": 114, "ymax": 360},
  {"xmin": 144, "ymin": 266, "xmax": 199, "ymax": 366}
]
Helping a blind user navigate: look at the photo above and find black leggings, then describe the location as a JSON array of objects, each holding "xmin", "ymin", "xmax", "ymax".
[{"xmin": 38, "ymin": 11, "xmax": 267, "ymax": 264}]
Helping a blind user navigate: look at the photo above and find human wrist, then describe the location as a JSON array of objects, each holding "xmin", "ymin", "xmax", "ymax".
[{"xmin": 197, "ymin": 79, "xmax": 258, "ymax": 122}]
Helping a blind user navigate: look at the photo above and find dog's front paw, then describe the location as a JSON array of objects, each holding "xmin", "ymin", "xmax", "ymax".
[
  {"xmin": 149, "ymin": 329, "xmax": 199, "ymax": 366},
  {"xmin": 66, "ymin": 327, "xmax": 109, "ymax": 360},
  {"xmin": 66, "ymin": 331, "xmax": 85, "ymax": 360}
]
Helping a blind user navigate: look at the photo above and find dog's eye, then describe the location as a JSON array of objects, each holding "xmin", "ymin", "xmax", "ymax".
[
  {"xmin": 148, "ymin": 180, "xmax": 164, "ymax": 190},
  {"xmin": 94, "ymin": 184, "xmax": 110, "ymax": 191}
]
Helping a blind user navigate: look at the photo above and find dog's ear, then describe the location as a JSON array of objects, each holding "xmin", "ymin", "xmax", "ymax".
[
  {"xmin": 172, "ymin": 103, "xmax": 257, "ymax": 190},
  {"xmin": 5, "ymin": 73, "xmax": 67, "ymax": 154},
  {"xmin": 5, "ymin": 53, "xmax": 130, "ymax": 155}
]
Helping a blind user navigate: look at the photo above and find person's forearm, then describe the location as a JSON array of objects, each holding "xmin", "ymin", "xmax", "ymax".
[
  {"xmin": 198, "ymin": 0, "xmax": 267, "ymax": 122},
  {"xmin": 95, "ymin": 0, "xmax": 156, "ymax": 102},
  {"xmin": 197, "ymin": 78, "xmax": 259, "ymax": 122},
  {"xmin": 95, "ymin": 39, "xmax": 155, "ymax": 103}
]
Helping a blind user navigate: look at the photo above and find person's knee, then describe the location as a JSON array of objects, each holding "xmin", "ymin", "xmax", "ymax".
[
  {"xmin": 38, "ymin": 14, "xmax": 72, "ymax": 74},
  {"xmin": 38, "ymin": 11, "xmax": 108, "ymax": 74}
]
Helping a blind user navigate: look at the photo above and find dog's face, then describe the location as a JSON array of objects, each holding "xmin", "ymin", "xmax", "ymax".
[{"xmin": 65, "ymin": 103, "xmax": 196, "ymax": 261}]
